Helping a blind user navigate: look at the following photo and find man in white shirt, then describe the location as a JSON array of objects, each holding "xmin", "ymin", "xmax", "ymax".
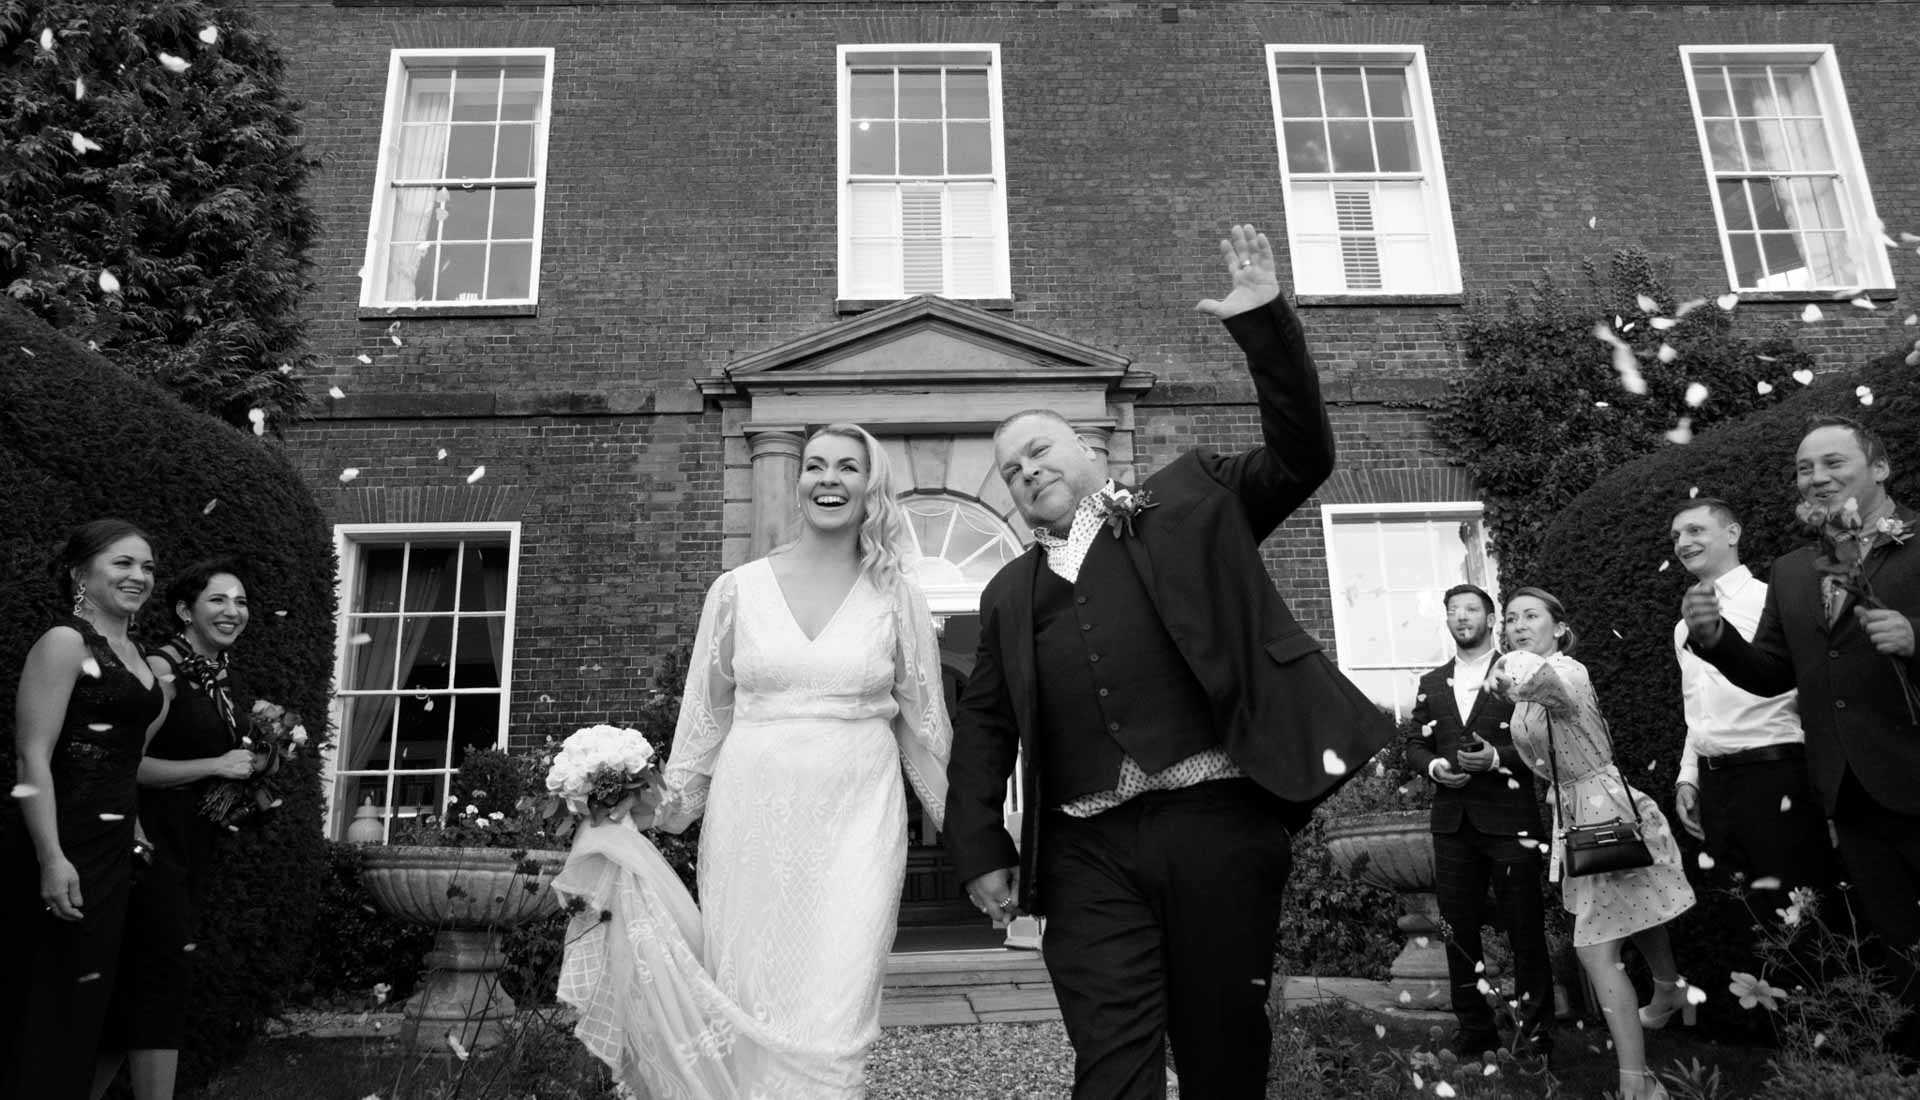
[{"xmin": 1670, "ymin": 498, "xmax": 1833, "ymax": 906}]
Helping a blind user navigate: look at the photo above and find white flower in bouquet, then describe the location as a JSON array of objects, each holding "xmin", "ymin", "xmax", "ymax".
[{"xmin": 544, "ymin": 724, "xmax": 657, "ymax": 817}]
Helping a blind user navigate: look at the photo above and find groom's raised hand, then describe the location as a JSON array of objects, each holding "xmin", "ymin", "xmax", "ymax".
[
  {"xmin": 964, "ymin": 867, "xmax": 1021, "ymax": 930},
  {"xmin": 1194, "ymin": 224, "xmax": 1282, "ymax": 319}
]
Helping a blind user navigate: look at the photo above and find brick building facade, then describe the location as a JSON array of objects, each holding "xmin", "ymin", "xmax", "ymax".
[{"xmin": 255, "ymin": 0, "xmax": 1917, "ymax": 878}]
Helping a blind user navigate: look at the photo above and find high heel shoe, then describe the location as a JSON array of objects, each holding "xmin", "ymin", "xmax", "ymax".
[
  {"xmin": 1620, "ymin": 1068, "xmax": 1671, "ymax": 1100},
  {"xmin": 1638, "ymin": 977, "xmax": 1698, "ymax": 1029}
]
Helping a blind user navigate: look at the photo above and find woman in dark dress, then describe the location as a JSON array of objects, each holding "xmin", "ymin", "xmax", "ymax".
[
  {"xmin": 3, "ymin": 520, "xmax": 167, "ymax": 1100},
  {"xmin": 95, "ymin": 560, "xmax": 257, "ymax": 1100}
]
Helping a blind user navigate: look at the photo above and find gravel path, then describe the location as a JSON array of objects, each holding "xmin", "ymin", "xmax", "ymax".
[{"xmin": 867, "ymin": 1023, "xmax": 1181, "ymax": 1099}]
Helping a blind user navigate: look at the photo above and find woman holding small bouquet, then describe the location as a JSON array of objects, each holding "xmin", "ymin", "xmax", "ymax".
[
  {"xmin": 1492, "ymin": 588, "xmax": 1694, "ymax": 1100},
  {"xmin": 93, "ymin": 560, "xmax": 265, "ymax": 1100},
  {"xmin": 555, "ymin": 423, "xmax": 952, "ymax": 1100}
]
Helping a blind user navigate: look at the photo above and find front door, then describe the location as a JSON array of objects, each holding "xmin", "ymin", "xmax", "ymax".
[{"xmin": 898, "ymin": 615, "xmax": 983, "ymax": 928}]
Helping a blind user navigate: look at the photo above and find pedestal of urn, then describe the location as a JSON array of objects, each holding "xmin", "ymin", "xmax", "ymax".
[{"xmin": 1323, "ymin": 810, "xmax": 1452, "ymax": 1005}]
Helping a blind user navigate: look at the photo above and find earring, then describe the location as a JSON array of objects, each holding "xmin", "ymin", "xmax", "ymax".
[{"xmin": 72, "ymin": 581, "xmax": 87, "ymax": 618}]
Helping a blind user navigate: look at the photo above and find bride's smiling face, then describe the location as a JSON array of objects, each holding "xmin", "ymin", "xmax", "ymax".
[
  {"xmin": 1503, "ymin": 596, "xmax": 1564, "ymax": 657},
  {"xmin": 797, "ymin": 434, "xmax": 869, "ymax": 534}
]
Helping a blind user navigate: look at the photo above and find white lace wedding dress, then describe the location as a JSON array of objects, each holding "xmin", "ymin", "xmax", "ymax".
[{"xmin": 554, "ymin": 558, "xmax": 952, "ymax": 1100}]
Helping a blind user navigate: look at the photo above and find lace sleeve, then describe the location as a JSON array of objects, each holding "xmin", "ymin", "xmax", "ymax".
[
  {"xmin": 658, "ymin": 571, "xmax": 738, "ymax": 832},
  {"xmin": 890, "ymin": 574, "xmax": 952, "ymax": 834}
]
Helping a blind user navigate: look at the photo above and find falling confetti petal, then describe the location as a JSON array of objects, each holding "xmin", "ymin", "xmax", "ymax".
[
  {"xmin": 157, "ymin": 51, "xmax": 190, "ymax": 73},
  {"xmin": 183, "ymin": 942, "xmax": 197, "ymax": 952},
  {"xmin": 1594, "ymin": 401, "xmax": 1610, "ymax": 408},
  {"xmin": 1909, "ymin": 349, "xmax": 1920, "ymax": 367},
  {"xmin": 1321, "ymin": 748, "xmax": 1347, "ymax": 774},
  {"xmin": 1637, "ymin": 294, "xmax": 1660, "ymax": 313},
  {"xmin": 1657, "ymin": 344, "xmax": 1678, "ymax": 363},
  {"xmin": 467, "ymin": 465, "xmax": 487, "ymax": 484},
  {"xmin": 1659, "ymin": 560, "xmax": 1671, "ymax": 572},
  {"xmin": 81, "ymin": 657, "xmax": 102, "ymax": 678},
  {"xmin": 1780, "ymin": 795, "xmax": 1793, "ymax": 812},
  {"xmin": 1398, "ymin": 990, "xmax": 1412, "ymax": 1005},
  {"xmin": 1436, "ymin": 1085, "xmax": 1458, "ymax": 1098},
  {"xmin": 1859, "ymin": 388, "xmax": 1876, "ymax": 407},
  {"xmin": 388, "ymin": 322, "xmax": 404, "ymax": 346},
  {"xmin": 199, "ymin": 24, "xmax": 219, "ymax": 44},
  {"xmin": 1665, "ymin": 418, "xmax": 1693, "ymax": 445},
  {"xmin": 1650, "ymin": 317, "xmax": 1677, "ymax": 331},
  {"xmin": 74, "ymin": 76, "xmax": 85, "ymax": 100},
  {"xmin": 349, "ymin": 632, "xmax": 373, "ymax": 646},
  {"xmin": 436, "ymin": 448, "xmax": 448, "ymax": 461},
  {"xmin": 98, "ymin": 813, "xmax": 124, "ymax": 821},
  {"xmin": 1588, "ymin": 216, "xmax": 1597, "ymax": 229},
  {"xmin": 99, "ymin": 270, "xmax": 121, "ymax": 294},
  {"xmin": 356, "ymin": 353, "xmax": 373, "ymax": 364},
  {"xmin": 69, "ymin": 132, "xmax": 101, "ymax": 154},
  {"xmin": 248, "ymin": 407, "xmax": 266, "ymax": 436},
  {"xmin": 446, "ymin": 1032, "xmax": 470, "ymax": 1061},
  {"xmin": 1698, "ymin": 852, "xmax": 1716, "ymax": 870},
  {"xmin": 1793, "ymin": 369, "xmax": 1815, "ymax": 386},
  {"xmin": 1375, "ymin": 1024, "xmax": 1387, "ymax": 1039},
  {"xmin": 1684, "ymin": 382, "xmax": 1708, "ymax": 406},
  {"xmin": 1905, "ymin": 314, "xmax": 1918, "ymax": 326},
  {"xmin": 1675, "ymin": 298, "xmax": 1708, "ymax": 317},
  {"xmin": 278, "ymin": 363, "xmax": 293, "ymax": 374},
  {"xmin": 1851, "ymin": 297, "xmax": 1877, "ymax": 310},
  {"xmin": 1756, "ymin": 381, "xmax": 1774, "ymax": 395},
  {"xmin": 88, "ymin": 723, "xmax": 112, "ymax": 732},
  {"xmin": 78, "ymin": 972, "xmax": 102, "ymax": 983},
  {"xmin": 202, "ymin": 499, "xmax": 219, "ymax": 515},
  {"xmin": 10, "ymin": 783, "xmax": 40, "ymax": 798},
  {"xmin": 1717, "ymin": 292, "xmax": 1739, "ymax": 310},
  {"xmin": 339, "ymin": 468, "xmax": 361, "ymax": 484},
  {"xmin": 1801, "ymin": 304, "xmax": 1824, "ymax": 323},
  {"xmin": 1752, "ymin": 876, "xmax": 1782, "ymax": 891},
  {"xmin": 273, "ymin": 610, "xmax": 288, "ymax": 617},
  {"xmin": 1687, "ymin": 983, "xmax": 1708, "ymax": 1005},
  {"xmin": 329, "ymin": 386, "xmax": 345, "ymax": 399},
  {"xmin": 39, "ymin": 27, "xmax": 54, "ymax": 51}
]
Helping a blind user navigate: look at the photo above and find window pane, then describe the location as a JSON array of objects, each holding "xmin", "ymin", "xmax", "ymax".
[
  {"xmin": 850, "ymin": 120, "xmax": 894, "ymax": 174},
  {"xmin": 1760, "ymin": 231, "xmax": 1803, "ymax": 274},
  {"xmin": 388, "ymin": 242, "xmax": 434, "ymax": 302},
  {"xmin": 1749, "ymin": 181, "xmax": 1791, "ymax": 231},
  {"xmin": 1791, "ymin": 177, "xmax": 1845, "ymax": 230},
  {"xmin": 499, "ymin": 70, "xmax": 543, "ymax": 121},
  {"xmin": 1372, "ymin": 181, "xmax": 1428, "ymax": 234},
  {"xmin": 1727, "ymin": 67, "xmax": 1773, "ymax": 116},
  {"xmin": 1283, "ymin": 122, "xmax": 1329, "ymax": 173},
  {"xmin": 441, "ymin": 189, "xmax": 490, "ymax": 241},
  {"xmin": 394, "ymin": 693, "xmax": 452, "ymax": 769},
  {"xmin": 1703, "ymin": 120, "xmax": 1742, "ymax": 171},
  {"xmin": 948, "ymin": 121, "xmax": 991, "ymax": 174},
  {"xmin": 495, "ymin": 124, "xmax": 536, "ymax": 177},
  {"xmin": 445, "ymin": 125, "xmax": 496, "ymax": 178},
  {"xmin": 1365, "ymin": 68, "xmax": 1411, "ymax": 116},
  {"xmin": 486, "ymin": 242, "xmax": 532, "ymax": 299},
  {"xmin": 1374, "ymin": 120, "xmax": 1418, "ymax": 172},
  {"xmin": 1802, "ymin": 231, "xmax": 1856, "ymax": 286},
  {"xmin": 1719, "ymin": 179, "xmax": 1753, "ymax": 230},
  {"xmin": 1328, "ymin": 120, "xmax": 1375, "ymax": 172},
  {"xmin": 1380, "ymin": 236, "xmax": 1438, "ymax": 293},
  {"xmin": 335, "ymin": 772, "xmax": 395, "ymax": 818},
  {"xmin": 451, "ymin": 69, "xmax": 500, "ymax": 122},
  {"xmin": 406, "ymin": 547, "xmax": 458, "ymax": 611},
  {"xmin": 357, "ymin": 547, "xmax": 406, "ymax": 612},
  {"xmin": 847, "ymin": 241, "xmax": 896, "ymax": 297},
  {"xmin": 946, "ymin": 70, "xmax": 989, "ymax": 118},
  {"xmin": 1729, "ymin": 233, "xmax": 1764, "ymax": 286},
  {"xmin": 1692, "ymin": 67, "xmax": 1731, "ymax": 117},
  {"xmin": 850, "ymin": 70, "xmax": 893, "ymax": 118},
  {"xmin": 493, "ymin": 188, "xmax": 536, "ymax": 240},
  {"xmin": 396, "ymin": 123, "xmax": 452, "ymax": 179},
  {"xmin": 1740, "ymin": 120, "xmax": 1788, "ymax": 171},
  {"xmin": 898, "ymin": 70, "xmax": 942, "ymax": 119},
  {"xmin": 403, "ymin": 69, "xmax": 453, "ymax": 121},
  {"xmin": 1786, "ymin": 120, "xmax": 1833, "ymax": 170},
  {"xmin": 346, "ymin": 622, "xmax": 399, "ymax": 691},
  {"xmin": 454, "ymin": 619, "xmax": 504, "ymax": 688},
  {"xmin": 436, "ymin": 242, "xmax": 487, "ymax": 299},
  {"xmin": 1275, "ymin": 68, "xmax": 1321, "ymax": 118},
  {"xmin": 453, "ymin": 695, "xmax": 504, "ymax": 759},
  {"xmin": 899, "ymin": 121, "xmax": 943, "ymax": 174},
  {"xmin": 1322, "ymin": 68, "xmax": 1367, "ymax": 117}
]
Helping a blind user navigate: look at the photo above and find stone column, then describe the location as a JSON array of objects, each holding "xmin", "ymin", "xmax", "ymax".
[
  {"xmin": 1075, "ymin": 422, "xmax": 1118, "ymax": 482},
  {"xmin": 747, "ymin": 427, "xmax": 805, "ymax": 559}
]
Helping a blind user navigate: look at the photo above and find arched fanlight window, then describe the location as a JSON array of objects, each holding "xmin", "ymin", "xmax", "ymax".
[{"xmin": 900, "ymin": 495, "xmax": 1024, "ymax": 596}]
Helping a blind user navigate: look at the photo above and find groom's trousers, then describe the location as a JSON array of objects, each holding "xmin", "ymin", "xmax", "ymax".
[{"xmin": 1039, "ymin": 778, "xmax": 1295, "ymax": 1100}]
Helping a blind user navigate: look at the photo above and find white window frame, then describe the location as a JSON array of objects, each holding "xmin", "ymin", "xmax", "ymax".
[
  {"xmin": 359, "ymin": 48, "xmax": 556, "ymax": 310},
  {"xmin": 323, "ymin": 521, "xmax": 522, "ymax": 838},
  {"xmin": 835, "ymin": 44, "xmax": 1012, "ymax": 301},
  {"xmin": 1680, "ymin": 45, "xmax": 1891, "ymax": 294},
  {"xmin": 1320, "ymin": 502, "xmax": 1496, "ymax": 720},
  {"xmin": 1265, "ymin": 45, "xmax": 1463, "ymax": 296}
]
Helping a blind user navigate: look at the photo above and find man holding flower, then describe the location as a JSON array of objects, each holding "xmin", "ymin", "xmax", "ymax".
[{"xmin": 1683, "ymin": 415, "xmax": 1920, "ymax": 1065}]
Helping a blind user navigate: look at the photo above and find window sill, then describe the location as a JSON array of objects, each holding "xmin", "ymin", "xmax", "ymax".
[
  {"xmin": 357, "ymin": 302, "xmax": 539, "ymax": 321},
  {"xmin": 837, "ymin": 297, "xmax": 1014, "ymax": 315},
  {"xmin": 1722, "ymin": 288, "xmax": 1897, "ymax": 304},
  {"xmin": 1293, "ymin": 293, "xmax": 1465, "ymax": 308}
]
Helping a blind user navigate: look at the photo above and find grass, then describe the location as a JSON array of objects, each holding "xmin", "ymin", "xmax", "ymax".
[{"xmin": 184, "ymin": 1002, "xmax": 1783, "ymax": 1100}]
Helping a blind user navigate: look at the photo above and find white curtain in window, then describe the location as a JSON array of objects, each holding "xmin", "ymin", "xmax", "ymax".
[
  {"xmin": 384, "ymin": 81, "xmax": 452, "ymax": 303},
  {"xmin": 346, "ymin": 561, "xmax": 448, "ymax": 775}
]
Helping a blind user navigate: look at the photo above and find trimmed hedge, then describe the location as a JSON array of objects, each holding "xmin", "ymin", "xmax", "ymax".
[
  {"xmin": 1533, "ymin": 341, "xmax": 1920, "ymax": 1036},
  {"xmin": 0, "ymin": 295, "xmax": 335, "ymax": 1083}
]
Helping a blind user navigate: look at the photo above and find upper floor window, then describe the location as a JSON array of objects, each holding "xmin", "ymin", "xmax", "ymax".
[
  {"xmin": 838, "ymin": 46, "xmax": 1010, "ymax": 300},
  {"xmin": 361, "ymin": 49, "xmax": 554, "ymax": 310},
  {"xmin": 1266, "ymin": 47, "xmax": 1462, "ymax": 296},
  {"xmin": 1681, "ymin": 47, "xmax": 1891, "ymax": 293}
]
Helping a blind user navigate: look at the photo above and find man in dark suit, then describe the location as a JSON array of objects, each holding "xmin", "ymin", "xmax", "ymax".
[
  {"xmin": 1684, "ymin": 415, "xmax": 1920, "ymax": 1063},
  {"xmin": 943, "ymin": 225, "xmax": 1394, "ymax": 1099},
  {"xmin": 1407, "ymin": 584, "xmax": 1554, "ymax": 1061}
]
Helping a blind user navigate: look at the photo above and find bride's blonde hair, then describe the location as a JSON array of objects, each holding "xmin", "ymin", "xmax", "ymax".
[{"xmin": 797, "ymin": 423, "xmax": 913, "ymax": 588}]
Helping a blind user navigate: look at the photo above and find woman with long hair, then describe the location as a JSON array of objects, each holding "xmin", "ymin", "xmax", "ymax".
[
  {"xmin": 556, "ymin": 423, "xmax": 951, "ymax": 1099},
  {"xmin": 3, "ymin": 520, "xmax": 167, "ymax": 1100},
  {"xmin": 94, "ymin": 560, "xmax": 261, "ymax": 1100},
  {"xmin": 1493, "ymin": 587, "xmax": 1696, "ymax": 1100}
]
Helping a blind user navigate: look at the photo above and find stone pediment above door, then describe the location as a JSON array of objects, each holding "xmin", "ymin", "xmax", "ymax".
[{"xmin": 698, "ymin": 295, "xmax": 1156, "ymax": 432}]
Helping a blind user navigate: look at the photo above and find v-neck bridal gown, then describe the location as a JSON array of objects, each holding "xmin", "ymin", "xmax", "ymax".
[{"xmin": 556, "ymin": 558, "xmax": 952, "ymax": 1100}]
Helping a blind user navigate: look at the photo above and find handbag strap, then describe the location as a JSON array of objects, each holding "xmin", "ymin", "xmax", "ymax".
[{"xmin": 1541, "ymin": 711, "xmax": 1643, "ymax": 828}]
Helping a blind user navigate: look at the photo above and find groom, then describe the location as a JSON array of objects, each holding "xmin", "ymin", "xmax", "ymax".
[{"xmin": 944, "ymin": 225, "xmax": 1392, "ymax": 1098}]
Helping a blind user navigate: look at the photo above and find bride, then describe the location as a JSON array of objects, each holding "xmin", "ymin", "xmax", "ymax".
[{"xmin": 554, "ymin": 422, "xmax": 952, "ymax": 1099}]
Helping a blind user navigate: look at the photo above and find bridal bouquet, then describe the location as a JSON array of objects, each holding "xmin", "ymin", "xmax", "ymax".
[
  {"xmin": 200, "ymin": 699, "xmax": 309, "ymax": 831},
  {"xmin": 540, "ymin": 723, "xmax": 661, "ymax": 844}
]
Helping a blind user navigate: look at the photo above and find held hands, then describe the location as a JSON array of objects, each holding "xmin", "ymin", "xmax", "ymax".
[
  {"xmin": 1855, "ymin": 607, "xmax": 1917, "ymax": 659},
  {"xmin": 1456, "ymin": 742, "xmax": 1499, "ymax": 774},
  {"xmin": 1194, "ymin": 225, "xmax": 1282, "ymax": 319},
  {"xmin": 213, "ymin": 748, "xmax": 257, "ymax": 780},
  {"xmin": 1681, "ymin": 582, "xmax": 1725, "ymax": 648},
  {"xmin": 964, "ymin": 867, "xmax": 1022, "ymax": 931},
  {"xmin": 1428, "ymin": 758, "xmax": 1472, "ymax": 790},
  {"xmin": 1674, "ymin": 782, "xmax": 1706, "ymax": 842},
  {"xmin": 41, "ymin": 856, "xmax": 83, "ymax": 922},
  {"xmin": 590, "ymin": 785, "xmax": 666, "ymax": 832}
]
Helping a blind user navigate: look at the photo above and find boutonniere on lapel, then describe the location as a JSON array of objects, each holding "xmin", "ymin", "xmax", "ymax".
[
  {"xmin": 1093, "ymin": 486, "xmax": 1158, "ymax": 539},
  {"xmin": 1802, "ymin": 496, "xmax": 1920, "ymax": 719}
]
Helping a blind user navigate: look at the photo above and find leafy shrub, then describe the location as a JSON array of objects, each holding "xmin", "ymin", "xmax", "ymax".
[
  {"xmin": 295, "ymin": 842, "xmax": 435, "ymax": 1007},
  {"xmin": 0, "ymin": 296, "xmax": 334, "ymax": 1084}
]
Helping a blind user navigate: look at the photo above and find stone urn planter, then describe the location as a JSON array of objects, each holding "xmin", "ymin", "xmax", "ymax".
[
  {"xmin": 359, "ymin": 845, "xmax": 567, "ymax": 1051},
  {"xmin": 1322, "ymin": 809, "xmax": 1450, "ymax": 1006}
]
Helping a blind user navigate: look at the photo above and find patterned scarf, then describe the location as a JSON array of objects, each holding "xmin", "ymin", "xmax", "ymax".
[{"xmin": 165, "ymin": 634, "xmax": 239, "ymax": 748}]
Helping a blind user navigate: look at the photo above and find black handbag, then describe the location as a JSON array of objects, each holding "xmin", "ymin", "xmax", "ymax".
[{"xmin": 1545, "ymin": 714, "xmax": 1654, "ymax": 878}]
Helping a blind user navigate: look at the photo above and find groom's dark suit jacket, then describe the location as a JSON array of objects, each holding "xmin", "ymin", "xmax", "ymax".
[
  {"xmin": 1405, "ymin": 660, "xmax": 1539, "ymax": 836},
  {"xmin": 1694, "ymin": 504, "xmax": 1920, "ymax": 816},
  {"xmin": 944, "ymin": 298, "xmax": 1395, "ymax": 914}
]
